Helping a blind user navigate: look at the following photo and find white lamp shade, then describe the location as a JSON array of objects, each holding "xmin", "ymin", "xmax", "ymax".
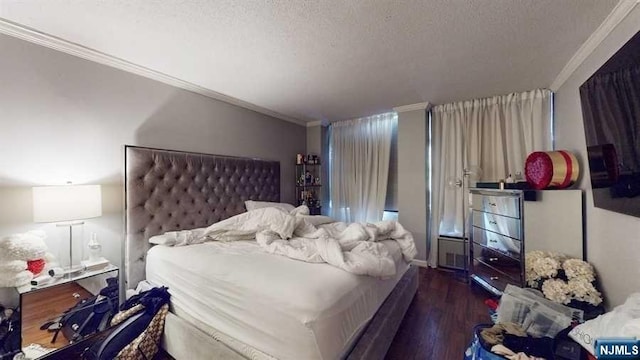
[{"xmin": 33, "ymin": 185, "xmax": 102, "ymax": 223}]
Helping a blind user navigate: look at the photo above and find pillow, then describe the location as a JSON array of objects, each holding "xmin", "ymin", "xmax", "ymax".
[
  {"xmin": 569, "ymin": 293, "xmax": 640, "ymax": 355},
  {"xmin": 244, "ymin": 200, "xmax": 295, "ymax": 213}
]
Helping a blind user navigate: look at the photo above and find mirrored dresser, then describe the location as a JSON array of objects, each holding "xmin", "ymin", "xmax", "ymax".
[{"xmin": 469, "ymin": 188, "xmax": 583, "ymax": 296}]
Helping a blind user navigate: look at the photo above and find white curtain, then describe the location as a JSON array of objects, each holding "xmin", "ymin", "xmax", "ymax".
[
  {"xmin": 429, "ymin": 89, "xmax": 552, "ymax": 266},
  {"xmin": 329, "ymin": 113, "xmax": 396, "ymax": 223}
]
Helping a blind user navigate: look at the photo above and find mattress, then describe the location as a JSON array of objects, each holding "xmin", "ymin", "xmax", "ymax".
[{"xmin": 146, "ymin": 240, "xmax": 409, "ymax": 360}]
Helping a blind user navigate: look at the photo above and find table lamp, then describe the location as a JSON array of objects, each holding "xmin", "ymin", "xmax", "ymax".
[{"xmin": 33, "ymin": 184, "xmax": 102, "ymax": 273}]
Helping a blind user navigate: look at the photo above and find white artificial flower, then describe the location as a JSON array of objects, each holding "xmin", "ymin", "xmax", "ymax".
[
  {"xmin": 525, "ymin": 251, "xmax": 547, "ymax": 265},
  {"xmin": 541, "ymin": 278, "xmax": 571, "ymax": 304},
  {"xmin": 548, "ymin": 251, "xmax": 569, "ymax": 264},
  {"xmin": 525, "ymin": 253, "xmax": 602, "ymax": 306},
  {"xmin": 525, "ymin": 251, "xmax": 545, "ymax": 285},
  {"xmin": 532, "ymin": 257, "xmax": 560, "ymax": 279},
  {"xmin": 563, "ymin": 259, "xmax": 595, "ymax": 282},
  {"xmin": 568, "ymin": 278, "xmax": 602, "ymax": 306},
  {"xmin": 526, "ymin": 271, "xmax": 540, "ymax": 287}
]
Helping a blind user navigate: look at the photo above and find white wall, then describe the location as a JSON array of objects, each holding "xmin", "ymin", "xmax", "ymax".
[
  {"xmin": 397, "ymin": 108, "xmax": 428, "ymax": 261},
  {"xmin": 306, "ymin": 125, "xmax": 322, "ymax": 156},
  {"xmin": 554, "ymin": 6, "xmax": 640, "ymax": 308},
  {"xmin": 0, "ymin": 33, "xmax": 305, "ymax": 302}
]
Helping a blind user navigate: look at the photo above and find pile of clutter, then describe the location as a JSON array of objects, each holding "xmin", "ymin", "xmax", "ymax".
[
  {"xmin": 0, "ymin": 230, "xmax": 57, "ymax": 288},
  {"xmin": 466, "ymin": 250, "xmax": 640, "ymax": 360},
  {"xmin": 480, "ymin": 284, "xmax": 581, "ymax": 359},
  {"xmin": 0, "ymin": 303, "xmax": 20, "ymax": 356},
  {"xmin": 467, "ymin": 286, "xmax": 640, "ymax": 360},
  {"xmin": 478, "ymin": 322, "xmax": 555, "ymax": 360}
]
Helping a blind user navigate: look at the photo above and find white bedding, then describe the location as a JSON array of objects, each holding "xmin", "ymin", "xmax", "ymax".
[
  {"xmin": 150, "ymin": 207, "xmax": 417, "ymax": 277},
  {"xmin": 146, "ymin": 240, "xmax": 409, "ymax": 360}
]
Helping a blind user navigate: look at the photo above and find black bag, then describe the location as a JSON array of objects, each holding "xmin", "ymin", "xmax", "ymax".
[
  {"xmin": 43, "ymin": 277, "xmax": 119, "ymax": 343},
  {"xmin": 83, "ymin": 286, "xmax": 170, "ymax": 360},
  {"xmin": 58, "ymin": 294, "xmax": 115, "ymax": 343},
  {"xmin": 0, "ymin": 306, "xmax": 21, "ymax": 359}
]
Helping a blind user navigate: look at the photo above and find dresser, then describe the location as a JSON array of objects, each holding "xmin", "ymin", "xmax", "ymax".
[{"xmin": 468, "ymin": 188, "xmax": 583, "ymax": 296}]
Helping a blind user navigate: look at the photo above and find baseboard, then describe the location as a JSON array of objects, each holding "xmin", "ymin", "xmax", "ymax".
[{"xmin": 411, "ymin": 259, "xmax": 429, "ymax": 268}]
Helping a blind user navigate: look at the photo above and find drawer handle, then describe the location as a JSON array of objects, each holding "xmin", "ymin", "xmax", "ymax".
[
  {"xmin": 488, "ymin": 239, "xmax": 498, "ymax": 243},
  {"xmin": 489, "ymin": 220, "xmax": 497, "ymax": 225},
  {"xmin": 490, "ymin": 276, "xmax": 499, "ymax": 280},
  {"xmin": 488, "ymin": 257, "xmax": 498, "ymax": 262},
  {"xmin": 488, "ymin": 202, "xmax": 497, "ymax": 207}
]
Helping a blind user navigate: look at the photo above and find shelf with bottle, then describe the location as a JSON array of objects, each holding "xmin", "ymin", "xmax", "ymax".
[
  {"xmin": 296, "ymin": 153, "xmax": 321, "ymax": 165},
  {"xmin": 298, "ymin": 188, "xmax": 321, "ymax": 206},
  {"xmin": 296, "ymin": 169, "xmax": 321, "ymax": 187},
  {"xmin": 295, "ymin": 153, "xmax": 322, "ymax": 215}
]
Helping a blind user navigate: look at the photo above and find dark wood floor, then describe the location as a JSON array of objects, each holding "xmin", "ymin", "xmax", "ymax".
[
  {"xmin": 156, "ymin": 267, "xmax": 490, "ymax": 360},
  {"xmin": 22, "ymin": 282, "xmax": 93, "ymax": 350},
  {"xmin": 384, "ymin": 267, "xmax": 491, "ymax": 360}
]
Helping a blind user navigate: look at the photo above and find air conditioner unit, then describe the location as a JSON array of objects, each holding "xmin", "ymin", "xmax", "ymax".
[{"xmin": 438, "ymin": 236, "xmax": 467, "ymax": 270}]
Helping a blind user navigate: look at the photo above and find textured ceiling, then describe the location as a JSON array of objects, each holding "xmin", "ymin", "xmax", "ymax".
[{"xmin": 0, "ymin": 0, "xmax": 618, "ymax": 123}]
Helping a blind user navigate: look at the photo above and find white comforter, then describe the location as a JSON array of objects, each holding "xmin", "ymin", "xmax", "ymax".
[{"xmin": 151, "ymin": 207, "xmax": 416, "ymax": 277}]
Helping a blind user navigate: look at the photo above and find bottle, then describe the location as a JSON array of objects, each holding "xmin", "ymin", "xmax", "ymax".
[
  {"xmin": 505, "ymin": 174, "xmax": 514, "ymax": 183},
  {"xmin": 514, "ymin": 171, "xmax": 523, "ymax": 182},
  {"xmin": 87, "ymin": 233, "xmax": 102, "ymax": 262}
]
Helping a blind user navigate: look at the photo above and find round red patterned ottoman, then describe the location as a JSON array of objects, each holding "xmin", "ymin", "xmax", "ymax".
[{"xmin": 525, "ymin": 150, "xmax": 579, "ymax": 189}]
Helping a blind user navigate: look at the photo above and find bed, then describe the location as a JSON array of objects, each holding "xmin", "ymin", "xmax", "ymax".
[{"xmin": 124, "ymin": 145, "xmax": 418, "ymax": 360}]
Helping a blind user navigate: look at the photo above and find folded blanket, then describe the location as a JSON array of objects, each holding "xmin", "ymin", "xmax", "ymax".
[{"xmin": 0, "ymin": 270, "xmax": 33, "ymax": 288}]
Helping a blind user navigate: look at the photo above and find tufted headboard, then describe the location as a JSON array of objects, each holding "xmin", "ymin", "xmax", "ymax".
[{"xmin": 124, "ymin": 145, "xmax": 280, "ymax": 289}]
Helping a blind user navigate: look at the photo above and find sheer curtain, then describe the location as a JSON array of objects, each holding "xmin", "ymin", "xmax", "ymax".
[
  {"xmin": 429, "ymin": 89, "xmax": 552, "ymax": 266},
  {"xmin": 329, "ymin": 112, "xmax": 396, "ymax": 223}
]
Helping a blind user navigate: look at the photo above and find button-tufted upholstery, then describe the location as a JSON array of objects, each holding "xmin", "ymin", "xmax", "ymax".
[{"xmin": 125, "ymin": 146, "xmax": 280, "ymax": 289}]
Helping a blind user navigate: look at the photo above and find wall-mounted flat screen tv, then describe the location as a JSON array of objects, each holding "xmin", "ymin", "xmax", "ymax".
[{"xmin": 579, "ymin": 31, "xmax": 640, "ymax": 218}]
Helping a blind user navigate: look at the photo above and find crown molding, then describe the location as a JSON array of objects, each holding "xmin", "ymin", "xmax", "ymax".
[
  {"xmin": 393, "ymin": 102, "xmax": 430, "ymax": 113},
  {"xmin": 0, "ymin": 18, "xmax": 308, "ymax": 126},
  {"xmin": 550, "ymin": 0, "xmax": 638, "ymax": 91}
]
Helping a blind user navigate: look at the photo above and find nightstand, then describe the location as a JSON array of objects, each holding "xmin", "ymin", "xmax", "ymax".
[{"xmin": 10, "ymin": 265, "xmax": 119, "ymax": 359}]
